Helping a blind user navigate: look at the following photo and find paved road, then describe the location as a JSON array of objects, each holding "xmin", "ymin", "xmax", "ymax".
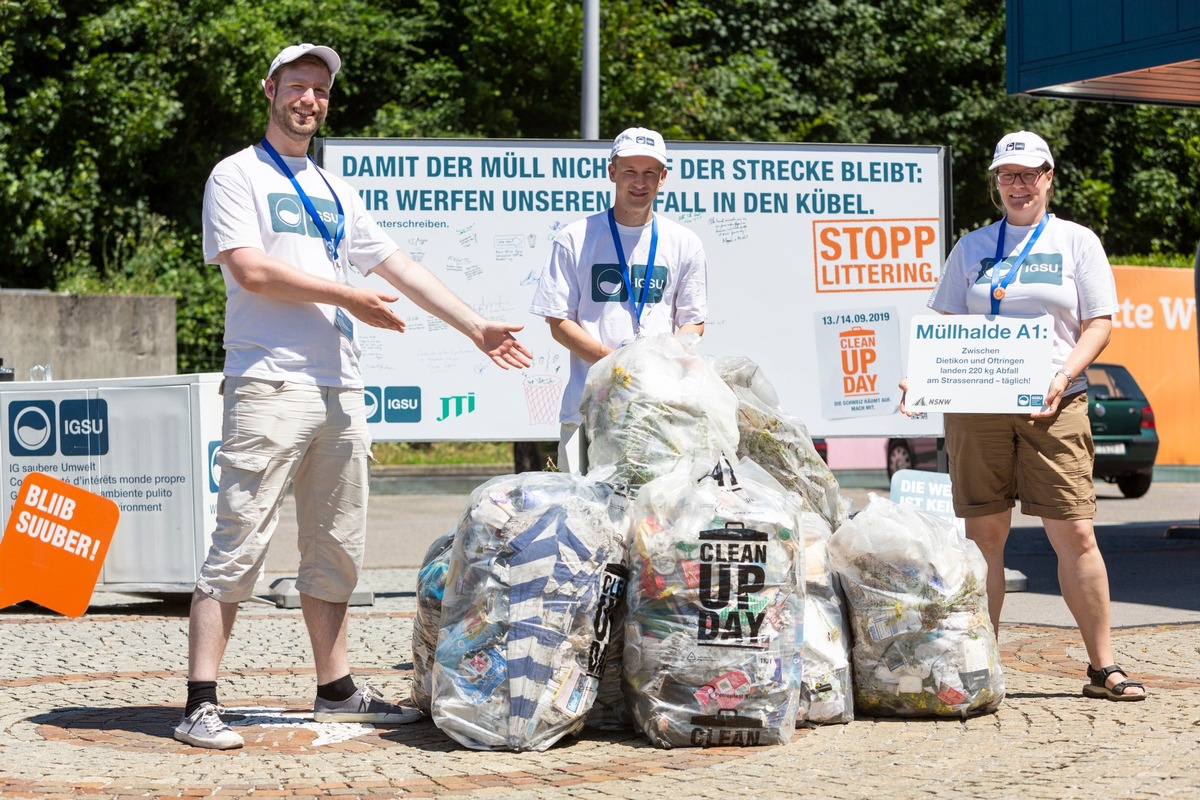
[{"xmin": 0, "ymin": 476, "xmax": 1197, "ymax": 799}]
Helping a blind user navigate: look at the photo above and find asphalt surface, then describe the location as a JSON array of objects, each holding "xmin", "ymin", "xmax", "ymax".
[{"xmin": 1, "ymin": 475, "xmax": 1198, "ymax": 799}]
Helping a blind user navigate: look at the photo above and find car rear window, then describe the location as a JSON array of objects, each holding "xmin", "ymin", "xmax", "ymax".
[{"xmin": 1085, "ymin": 365, "xmax": 1144, "ymax": 400}]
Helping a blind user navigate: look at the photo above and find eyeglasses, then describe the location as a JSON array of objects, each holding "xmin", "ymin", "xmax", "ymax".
[{"xmin": 995, "ymin": 169, "xmax": 1046, "ymax": 186}]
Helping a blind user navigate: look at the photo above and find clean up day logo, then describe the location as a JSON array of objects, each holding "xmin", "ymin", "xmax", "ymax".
[{"xmin": 8, "ymin": 399, "xmax": 109, "ymax": 456}]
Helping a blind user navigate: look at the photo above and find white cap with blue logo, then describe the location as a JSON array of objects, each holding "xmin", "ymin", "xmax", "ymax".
[{"xmin": 990, "ymin": 130, "xmax": 1054, "ymax": 170}]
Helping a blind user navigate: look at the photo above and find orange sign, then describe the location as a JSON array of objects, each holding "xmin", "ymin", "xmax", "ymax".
[
  {"xmin": 1107, "ymin": 266, "xmax": 1199, "ymax": 465},
  {"xmin": 813, "ymin": 218, "xmax": 940, "ymax": 293},
  {"xmin": 0, "ymin": 472, "xmax": 120, "ymax": 616}
]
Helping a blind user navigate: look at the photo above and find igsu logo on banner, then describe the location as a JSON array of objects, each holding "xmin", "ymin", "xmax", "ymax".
[
  {"xmin": 8, "ymin": 399, "xmax": 109, "ymax": 457},
  {"xmin": 365, "ymin": 386, "xmax": 422, "ymax": 423}
]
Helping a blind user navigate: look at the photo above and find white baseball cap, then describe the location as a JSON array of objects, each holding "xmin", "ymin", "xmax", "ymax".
[
  {"xmin": 990, "ymin": 130, "xmax": 1054, "ymax": 170},
  {"xmin": 610, "ymin": 127, "xmax": 668, "ymax": 166},
  {"xmin": 266, "ymin": 43, "xmax": 341, "ymax": 86}
]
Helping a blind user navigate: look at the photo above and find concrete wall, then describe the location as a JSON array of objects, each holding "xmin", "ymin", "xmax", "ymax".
[{"xmin": 0, "ymin": 291, "xmax": 176, "ymax": 380}]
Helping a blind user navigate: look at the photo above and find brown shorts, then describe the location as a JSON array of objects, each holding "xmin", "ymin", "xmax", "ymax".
[{"xmin": 944, "ymin": 392, "xmax": 1094, "ymax": 521}]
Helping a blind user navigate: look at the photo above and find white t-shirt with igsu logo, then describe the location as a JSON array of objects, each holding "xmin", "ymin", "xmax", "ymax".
[
  {"xmin": 927, "ymin": 214, "xmax": 1118, "ymax": 395},
  {"xmin": 529, "ymin": 210, "xmax": 708, "ymax": 424},
  {"xmin": 202, "ymin": 145, "xmax": 398, "ymax": 388}
]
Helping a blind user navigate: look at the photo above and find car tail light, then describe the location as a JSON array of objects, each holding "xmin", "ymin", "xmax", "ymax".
[
  {"xmin": 813, "ymin": 439, "xmax": 829, "ymax": 463},
  {"xmin": 1140, "ymin": 405, "xmax": 1155, "ymax": 430}
]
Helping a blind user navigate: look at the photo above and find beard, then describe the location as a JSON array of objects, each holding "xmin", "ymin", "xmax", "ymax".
[{"xmin": 270, "ymin": 94, "xmax": 326, "ymax": 143}]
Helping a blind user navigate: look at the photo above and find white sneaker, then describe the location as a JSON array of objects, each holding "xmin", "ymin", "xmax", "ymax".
[
  {"xmin": 312, "ymin": 683, "xmax": 422, "ymax": 724},
  {"xmin": 174, "ymin": 702, "xmax": 245, "ymax": 749}
]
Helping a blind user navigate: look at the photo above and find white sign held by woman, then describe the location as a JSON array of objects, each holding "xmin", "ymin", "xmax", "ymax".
[{"xmin": 904, "ymin": 313, "xmax": 1053, "ymax": 413}]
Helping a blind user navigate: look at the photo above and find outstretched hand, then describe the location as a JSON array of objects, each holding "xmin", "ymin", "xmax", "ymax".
[
  {"xmin": 347, "ymin": 286, "xmax": 406, "ymax": 332},
  {"xmin": 475, "ymin": 322, "xmax": 533, "ymax": 370}
]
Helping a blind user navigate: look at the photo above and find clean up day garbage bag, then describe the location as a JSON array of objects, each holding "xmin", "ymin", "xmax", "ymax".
[
  {"xmin": 828, "ymin": 495, "xmax": 1004, "ymax": 718},
  {"xmin": 796, "ymin": 511, "xmax": 854, "ymax": 725},
  {"xmin": 582, "ymin": 334, "xmax": 739, "ymax": 486},
  {"xmin": 412, "ymin": 531, "xmax": 455, "ymax": 714},
  {"xmin": 431, "ymin": 471, "xmax": 630, "ymax": 751},
  {"xmin": 713, "ymin": 355, "xmax": 848, "ymax": 531},
  {"xmin": 624, "ymin": 458, "xmax": 805, "ymax": 748}
]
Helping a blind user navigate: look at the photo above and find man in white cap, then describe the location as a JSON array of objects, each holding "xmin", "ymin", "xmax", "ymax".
[
  {"xmin": 528, "ymin": 127, "xmax": 708, "ymax": 472},
  {"xmin": 176, "ymin": 43, "xmax": 533, "ymax": 749}
]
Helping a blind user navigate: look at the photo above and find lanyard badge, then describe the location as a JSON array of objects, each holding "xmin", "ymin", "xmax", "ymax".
[
  {"xmin": 989, "ymin": 214, "xmax": 1048, "ymax": 313},
  {"xmin": 607, "ymin": 209, "xmax": 659, "ymax": 336},
  {"xmin": 260, "ymin": 139, "xmax": 354, "ymax": 339}
]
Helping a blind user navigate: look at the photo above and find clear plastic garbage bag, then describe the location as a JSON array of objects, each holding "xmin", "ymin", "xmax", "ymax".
[
  {"xmin": 828, "ymin": 495, "xmax": 1004, "ymax": 718},
  {"xmin": 581, "ymin": 334, "xmax": 739, "ymax": 486},
  {"xmin": 796, "ymin": 512, "xmax": 854, "ymax": 725},
  {"xmin": 624, "ymin": 458, "xmax": 805, "ymax": 748},
  {"xmin": 713, "ymin": 355, "xmax": 848, "ymax": 530},
  {"xmin": 412, "ymin": 531, "xmax": 455, "ymax": 714},
  {"xmin": 431, "ymin": 471, "xmax": 631, "ymax": 751}
]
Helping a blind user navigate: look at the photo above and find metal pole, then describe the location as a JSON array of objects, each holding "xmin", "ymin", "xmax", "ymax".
[{"xmin": 581, "ymin": 0, "xmax": 600, "ymax": 139}]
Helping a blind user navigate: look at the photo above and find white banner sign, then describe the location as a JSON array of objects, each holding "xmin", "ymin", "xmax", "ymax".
[
  {"xmin": 904, "ymin": 314, "xmax": 1055, "ymax": 413},
  {"xmin": 320, "ymin": 138, "xmax": 951, "ymax": 440}
]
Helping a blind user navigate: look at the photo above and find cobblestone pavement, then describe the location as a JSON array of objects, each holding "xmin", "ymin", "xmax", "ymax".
[{"xmin": 2, "ymin": 566, "xmax": 1198, "ymax": 800}]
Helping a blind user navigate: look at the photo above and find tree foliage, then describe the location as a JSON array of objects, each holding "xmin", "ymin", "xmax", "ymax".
[{"xmin": 2, "ymin": 0, "xmax": 1198, "ymax": 372}]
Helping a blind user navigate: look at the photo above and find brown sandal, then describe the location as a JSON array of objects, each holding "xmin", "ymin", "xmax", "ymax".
[{"xmin": 1082, "ymin": 664, "xmax": 1146, "ymax": 701}]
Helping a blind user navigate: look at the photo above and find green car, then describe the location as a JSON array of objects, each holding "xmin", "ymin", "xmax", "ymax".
[{"xmin": 1085, "ymin": 362, "xmax": 1159, "ymax": 498}]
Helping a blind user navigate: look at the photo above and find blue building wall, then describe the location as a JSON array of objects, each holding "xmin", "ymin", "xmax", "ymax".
[{"xmin": 1007, "ymin": 0, "xmax": 1200, "ymax": 94}]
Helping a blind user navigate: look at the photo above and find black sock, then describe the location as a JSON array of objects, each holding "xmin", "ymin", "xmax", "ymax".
[
  {"xmin": 185, "ymin": 680, "xmax": 218, "ymax": 717},
  {"xmin": 317, "ymin": 674, "xmax": 357, "ymax": 702}
]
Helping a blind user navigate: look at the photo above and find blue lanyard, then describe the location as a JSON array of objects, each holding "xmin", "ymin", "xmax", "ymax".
[
  {"xmin": 259, "ymin": 138, "xmax": 345, "ymax": 263},
  {"xmin": 607, "ymin": 209, "xmax": 658, "ymax": 331},
  {"xmin": 990, "ymin": 214, "xmax": 1048, "ymax": 313}
]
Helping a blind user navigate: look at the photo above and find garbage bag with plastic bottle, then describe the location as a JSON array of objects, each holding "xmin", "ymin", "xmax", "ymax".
[
  {"xmin": 795, "ymin": 511, "xmax": 854, "ymax": 725},
  {"xmin": 581, "ymin": 334, "xmax": 739, "ymax": 487},
  {"xmin": 713, "ymin": 355, "xmax": 848, "ymax": 531},
  {"xmin": 412, "ymin": 531, "xmax": 455, "ymax": 714}
]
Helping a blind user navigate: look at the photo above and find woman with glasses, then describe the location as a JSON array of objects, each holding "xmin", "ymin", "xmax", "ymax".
[{"xmin": 917, "ymin": 130, "xmax": 1145, "ymax": 701}]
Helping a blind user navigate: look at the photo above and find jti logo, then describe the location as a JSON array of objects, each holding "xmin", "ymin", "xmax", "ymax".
[{"xmin": 437, "ymin": 392, "xmax": 476, "ymax": 422}]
